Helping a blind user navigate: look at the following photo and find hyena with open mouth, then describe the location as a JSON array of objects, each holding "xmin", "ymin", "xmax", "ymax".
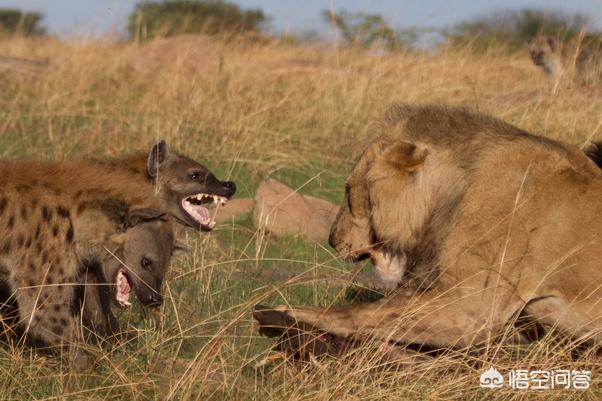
[
  {"xmin": 0, "ymin": 178, "xmax": 185, "ymax": 366},
  {"xmin": 0, "ymin": 140, "xmax": 235, "ymax": 338}
]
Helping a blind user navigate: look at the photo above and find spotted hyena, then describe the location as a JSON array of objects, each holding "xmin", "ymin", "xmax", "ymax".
[
  {"xmin": 0, "ymin": 180, "xmax": 182, "ymax": 364},
  {"xmin": 526, "ymin": 35, "xmax": 601, "ymax": 84},
  {"xmin": 0, "ymin": 140, "xmax": 235, "ymax": 336},
  {"xmin": 73, "ymin": 207, "xmax": 189, "ymax": 339}
]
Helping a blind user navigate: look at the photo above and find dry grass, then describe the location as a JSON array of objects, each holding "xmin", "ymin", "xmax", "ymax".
[{"xmin": 0, "ymin": 34, "xmax": 600, "ymax": 400}]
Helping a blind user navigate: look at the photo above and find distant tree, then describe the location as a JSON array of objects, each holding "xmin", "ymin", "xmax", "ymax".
[
  {"xmin": 0, "ymin": 9, "xmax": 45, "ymax": 37},
  {"xmin": 128, "ymin": 0, "xmax": 266, "ymax": 40},
  {"xmin": 322, "ymin": 10, "xmax": 415, "ymax": 50},
  {"xmin": 447, "ymin": 9, "xmax": 596, "ymax": 51}
]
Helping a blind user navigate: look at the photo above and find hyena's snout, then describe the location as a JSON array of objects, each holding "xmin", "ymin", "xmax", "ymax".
[
  {"xmin": 206, "ymin": 178, "xmax": 236, "ymax": 199},
  {"xmin": 137, "ymin": 277, "xmax": 164, "ymax": 307},
  {"xmin": 145, "ymin": 292, "xmax": 163, "ymax": 308},
  {"xmin": 221, "ymin": 181, "xmax": 236, "ymax": 198}
]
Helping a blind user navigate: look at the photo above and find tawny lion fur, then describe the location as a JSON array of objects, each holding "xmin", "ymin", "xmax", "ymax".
[{"xmin": 256, "ymin": 104, "xmax": 602, "ymax": 351}]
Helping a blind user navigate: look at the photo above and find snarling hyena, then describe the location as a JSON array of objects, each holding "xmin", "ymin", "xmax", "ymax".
[
  {"xmin": 0, "ymin": 140, "xmax": 235, "ymax": 337},
  {"xmin": 73, "ymin": 207, "xmax": 188, "ymax": 339},
  {"xmin": 0, "ymin": 180, "xmax": 181, "ymax": 364}
]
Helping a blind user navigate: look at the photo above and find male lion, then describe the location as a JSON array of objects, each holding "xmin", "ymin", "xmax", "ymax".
[{"xmin": 254, "ymin": 104, "xmax": 602, "ymax": 353}]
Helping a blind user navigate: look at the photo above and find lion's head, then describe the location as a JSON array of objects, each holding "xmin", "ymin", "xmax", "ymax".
[{"xmin": 329, "ymin": 137, "xmax": 451, "ymax": 286}]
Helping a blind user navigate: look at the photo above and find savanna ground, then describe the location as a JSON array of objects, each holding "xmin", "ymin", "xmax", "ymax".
[{"xmin": 0, "ymin": 34, "xmax": 601, "ymax": 400}]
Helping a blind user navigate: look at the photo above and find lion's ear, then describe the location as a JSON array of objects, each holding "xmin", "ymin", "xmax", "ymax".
[{"xmin": 381, "ymin": 142, "xmax": 428, "ymax": 172}]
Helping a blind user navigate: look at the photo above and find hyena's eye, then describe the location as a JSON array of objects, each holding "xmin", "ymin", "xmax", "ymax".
[
  {"xmin": 141, "ymin": 257, "xmax": 153, "ymax": 270},
  {"xmin": 189, "ymin": 172, "xmax": 201, "ymax": 180}
]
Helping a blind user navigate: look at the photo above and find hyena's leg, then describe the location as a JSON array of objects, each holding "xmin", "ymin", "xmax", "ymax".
[
  {"xmin": 79, "ymin": 271, "xmax": 119, "ymax": 338},
  {"xmin": 258, "ymin": 287, "xmax": 524, "ymax": 349},
  {"xmin": 16, "ymin": 286, "xmax": 79, "ymax": 344},
  {"xmin": 15, "ymin": 260, "xmax": 86, "ymax": 367}
]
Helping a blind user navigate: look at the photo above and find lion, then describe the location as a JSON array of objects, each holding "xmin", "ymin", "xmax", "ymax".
[
  {"xmin": 526, "ymin": 35, "xmax": 601, "ymax": 84},
  {"xmin": 254, "ymin": 104, "xmax": 602, "ymax": 354}
]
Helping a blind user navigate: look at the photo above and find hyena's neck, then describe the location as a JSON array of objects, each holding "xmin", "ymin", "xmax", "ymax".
[
  {"xmin": 544, "ymin": 57, "xmax": 565, "ymax": 79},
  {"xmin": 101, "ymin": 152, "xmax": 149, "ymax": 178},
  {"xmin": 0, "ymin": 155, "xmax": 157, "ymax": 210},
  {"xmin": 0, "ymin": 155, "xmax": 161, "ymax": 258}
]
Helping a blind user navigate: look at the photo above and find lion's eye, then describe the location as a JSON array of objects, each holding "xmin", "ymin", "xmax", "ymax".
[{"xmin": 141, "ymin": 257, "xmax": 153, "ymax": 270}]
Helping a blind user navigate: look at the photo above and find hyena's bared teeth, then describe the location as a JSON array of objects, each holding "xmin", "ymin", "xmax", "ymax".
[{"xmin": 188, "ymin": 193, "xmax": 228, "ymax": 206}]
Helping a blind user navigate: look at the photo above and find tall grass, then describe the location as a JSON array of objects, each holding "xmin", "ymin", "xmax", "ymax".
[{"xmin": 0, "ymin": 34, "xmax": 600, "ymax": 400}]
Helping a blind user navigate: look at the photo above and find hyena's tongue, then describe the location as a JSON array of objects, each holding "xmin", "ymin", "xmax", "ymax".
[
  {"xmin": 194, "ymin": 205, "xmax": 210, "ymax": 223},
  {"xmin": 182, "ymin": 196, "xmax": 218, "ymax": 230},
  {"xmin": 116, "ymin": 270, "xmax": 131, "ymax": 307},
  {"xmin": 190, "ymin": 205, "xmax": 214, "ymax": 228}
]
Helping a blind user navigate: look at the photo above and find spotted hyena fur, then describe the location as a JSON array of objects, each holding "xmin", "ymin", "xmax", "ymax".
[
  {"xmin": 0, "ymin": 141, "xmax": 234, "ymax": 337},
  {"xmin": 0, "ymin": 186, "xmax": 82, "ymax": 355},
  {"xmin": 0, "ymin": 184, "xmax": 179, "ymax": 363}
]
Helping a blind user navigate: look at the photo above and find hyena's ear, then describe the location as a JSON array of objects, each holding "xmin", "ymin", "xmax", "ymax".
[
  {"xmin": 172, "ymin": 240, "xmax": 192, "ymax": 256},
  {"xmin": 125, "ymin": 208, "xmax": 166, "ymax": 228},
  {"xmin": 147, "ymin": 139, "xmax": 172, "ymax": 178},
  {"xmin": 380, "ymin": 141, "xmax": 428, "ymax": 172},
  {"xmin": 546, "ymin": 36, "xmax": 557, "ymax": 51}
]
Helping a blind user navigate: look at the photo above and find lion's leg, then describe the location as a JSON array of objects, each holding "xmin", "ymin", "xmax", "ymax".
[
  {"xmin": 277, "ymin": 288, "xmax": 522, "ymax": 349},
  {"xmin": 523, "ymin": 296, "xmax": 602, "ymax": 344}
]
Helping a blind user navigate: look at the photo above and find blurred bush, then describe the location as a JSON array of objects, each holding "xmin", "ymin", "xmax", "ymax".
[
  {"xmin": 128, "ymin": 0, "xmax": 266, "ymax": 40},
  {"xmin": 322, "ymin": 10, "xmax": 417, "ymax": 50},
  {"xmin": 0, "ymin": 9, "xmax": 45, "ymax": 37},
  {"xmin": 446, "ymin": 8, "xmax": 600, "ymax": 51}
]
